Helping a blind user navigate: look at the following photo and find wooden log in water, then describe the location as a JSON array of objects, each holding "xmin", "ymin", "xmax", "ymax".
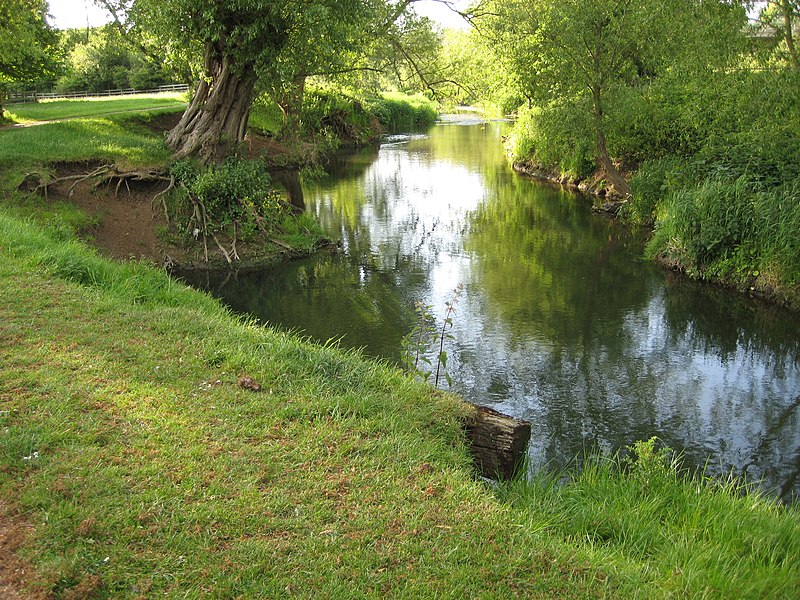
[{"xmin": 464, "ymin": 405, "xmax": 531, "ymax": 480}]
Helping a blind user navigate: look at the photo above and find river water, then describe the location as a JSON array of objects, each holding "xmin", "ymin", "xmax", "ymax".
[{"xmin": 183, "ymin": 118, "xmax": 800, "ymax": 502}]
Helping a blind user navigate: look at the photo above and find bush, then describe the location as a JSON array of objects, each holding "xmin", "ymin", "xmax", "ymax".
[
  {"xmin": 647, "ymin": 175, "xmax": 800, "ymax": 285},
  {"xmin": 626, "ymin": 157, "xmax": 698, "ymax": 226},
  {"xmin": 171, "ymin": 158, "xmax": 288, "ymax": 236},
  {"xmin": 507, "ymin": 102, "xmax": 595, "ymax": 178},
  {"xmin": 368, "ymin": 92, "xmax": 438, "ymax": 132},
  {"xmin": 298, "ymin": 88, "xmax": 379, "ymax": 147}
]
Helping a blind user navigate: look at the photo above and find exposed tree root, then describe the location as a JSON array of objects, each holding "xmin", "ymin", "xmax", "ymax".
[
  {"xmin": 21, "ymin": 164, "xmax": 269, "ymax": 269},
  {"xmin": 21, "ymin": 165, "xmax": 172, "ymax": 200}
]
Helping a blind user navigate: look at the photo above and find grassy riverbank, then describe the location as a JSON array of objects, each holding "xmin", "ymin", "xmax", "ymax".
[
  {"xmin": 2, "ymin": 92, "xmax": 800, "ymax": 598},
  {"xmin": 506, "ymin": 69, "xmax": 800, "ymax": 310},
  {"xmin": 2, "ymin": 209, "xmax": 800, "ymax": 597}
]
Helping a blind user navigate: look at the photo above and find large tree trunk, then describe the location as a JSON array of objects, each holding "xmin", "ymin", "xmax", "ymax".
[
  {"xmin": 166, "ymin": 43, "xmax": 257, "ymax": 164},
  {"xmin": 591, "ymin": 86, "xmax": 631, "ymax": 198}
]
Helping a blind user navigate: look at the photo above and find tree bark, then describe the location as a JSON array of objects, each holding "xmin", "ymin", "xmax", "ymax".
[
  {"xmin": 166, "ymin": 43, "xmax": 257, "ymax": 164},
  {"xmin": 591, "ymin": 85, "xmax": 631, "ymax": 197}
]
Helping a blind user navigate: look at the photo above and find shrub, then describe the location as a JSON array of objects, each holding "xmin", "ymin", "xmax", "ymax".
[
  {"xmin": 300, "ymin": 88, "xmax": 377, "ymax": 147},
  {"xmin": 368, "ymin": 92, "xmax": 438, "ymax": 131},
  {"xmin": 171, "ymin": 158, "xmax": 289, "ymax": 236},
  {"xmin": 626, "ymin": 157, "xmax": 698, "ymax": 226},
  {"xmin": 507, "ymin": 102, "xmax": 595, "ymax": 178}
]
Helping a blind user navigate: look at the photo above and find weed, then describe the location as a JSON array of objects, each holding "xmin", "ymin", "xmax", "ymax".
[{"xmin": 401, "ymin": 284, "xmax": 464, "ymax": 387}]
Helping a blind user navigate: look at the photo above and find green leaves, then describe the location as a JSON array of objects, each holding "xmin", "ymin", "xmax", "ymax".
[{"xmin": 0, "ymin": 0, "xmax": 59, "ymax": 86}]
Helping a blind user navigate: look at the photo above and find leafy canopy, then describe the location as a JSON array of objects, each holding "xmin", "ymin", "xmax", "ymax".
[{"xmin": 0, "ymin": 0, "xmax": 59, "ymax": 86}]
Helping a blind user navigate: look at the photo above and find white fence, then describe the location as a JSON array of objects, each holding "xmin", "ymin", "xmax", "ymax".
[{"xmin": 8, "ymin": 83, "xmax": 189, "ymax": 104}]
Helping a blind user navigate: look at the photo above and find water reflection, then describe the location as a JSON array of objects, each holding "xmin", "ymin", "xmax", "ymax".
[{"xmin": 181, "ymin": 121, "xmax": 800, "ymax": 502}]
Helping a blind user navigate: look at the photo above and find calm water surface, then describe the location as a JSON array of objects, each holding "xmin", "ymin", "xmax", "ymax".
[{"xmin": 184, "ymin": 118, "xmax": 800, "ymax": 501}]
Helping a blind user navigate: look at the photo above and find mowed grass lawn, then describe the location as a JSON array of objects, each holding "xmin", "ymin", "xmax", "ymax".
[
  {"xmin": 4, "ymin": 93, "xmax": 188, "ymax": 123},
  {"xmin": 0, "ymin": 95, "xmax": 185, "ymax": 175}
]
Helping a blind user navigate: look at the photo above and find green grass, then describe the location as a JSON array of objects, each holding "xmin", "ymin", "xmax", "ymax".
[
  {"xmin": 498, "ymin": 439, "xmax": 800, "ymax": 598},
  {"xmin": 4, "ymin": 93, "xmax": 188, "ymax": 123},
  {"xmin": 0, "ymin": 209, "xmax": 606, "ymax": 598},
  {"xmin": 2, "ymin": 208, "xmax": 799, "ymax": 598},
  {"xmin": 0, "ymin": 115, "xmax": 172, "ymax": 173}
]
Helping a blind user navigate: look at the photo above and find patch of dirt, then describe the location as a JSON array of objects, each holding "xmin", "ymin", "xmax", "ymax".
[
  {"xmin": 0, "ymin": 501, "xmax": 46, "ymax": 600},
  {"xmin": 136, "ymin": 111, "xmax": 182, "ymax": 134},
  {"xmin": 57, "ymin": 176, "xmax": 169, "ymax": 265},
  {"xmin": 21, "ymin": 116, "xmax": 337, "ymax": 270}
]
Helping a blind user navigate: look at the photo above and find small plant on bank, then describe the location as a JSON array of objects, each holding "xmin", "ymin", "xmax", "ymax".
[
  {"xmin": 401, "ymin": 284, "xmax": 464, "ymax": 387},
  {"xmin": 401, "ymin": 300, "xmax": 436, "ymax": 382}
]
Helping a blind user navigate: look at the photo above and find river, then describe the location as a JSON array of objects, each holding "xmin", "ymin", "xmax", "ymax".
[{"xmin": 181, "ymin": 117, "xmax": 800, "ymax": 502}]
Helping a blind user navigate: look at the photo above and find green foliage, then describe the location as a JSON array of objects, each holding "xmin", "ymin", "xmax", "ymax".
[
  {"xmin": 368, "ymin": 92, "xmax": 438, "ymax": 132},
  {"xmin": 0, "ymin": 0, "xmax": 60, "ymax": 118},
  {"xmin": 508, "ymin": 103, "xmax": 595, "ymax": 177},
  {"xmin": 498, "ymin": 438, "xmax": 800, "ymax": 598},
  {"xmin": 648, "ymin": 175, "xmax": 800, "ymax": 285},
  {"xmin": 275, "ymin": 211, "xmax": 328, "ymax": 252},
  {"xmin": 55, "ymin": 25, "xmax": 173, "ymax": 93},
  {"xmin": 299, "ymin": 87, "xmax": 376, "ymax": 146},
  {"xmin": 630, "ymin": 69, "xmax": 800, "ymax": 288},
  {"xmin": 625, "ymin": 156, "xmax": 697, "ymax": 226},
  {"xmin": 248, "ymin": 94, "xmax": 284, "ymax": 135},
  {"xmin": 171, "ymin": 157, "xmax": 288, "ymax": 235}
]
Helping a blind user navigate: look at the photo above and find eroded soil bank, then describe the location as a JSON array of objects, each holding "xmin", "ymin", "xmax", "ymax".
[{"xmin": 28, "ymin": 114, "xmax": 338, "ymax": 271}]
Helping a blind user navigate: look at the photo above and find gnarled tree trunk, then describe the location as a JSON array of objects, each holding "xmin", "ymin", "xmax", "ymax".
[{"xmin": 166, "ymin": 43, "xmax": 257, "ymax": 164}]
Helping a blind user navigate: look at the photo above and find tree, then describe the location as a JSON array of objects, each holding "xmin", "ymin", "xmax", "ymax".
[
  {"xmin": 0, "ymin": 0, "xmax": 59, "ymax": 119},
  {"xmin": 756, "ymin": 1, "xmax": 800, "ymax": 69},
  {"xmin": 117, "ymin": 0, "xmax": 434, "ymax": 163},
  {"xmin": 132, "ymin": 0, "xmax": 295, "ymax": 163},
  {"xmin": 482, "ymin": 0, "xmax": 746, "ymax": 197},
  {"xmin": 260, "ymin": 1, "xmax": 385, "ymax": 139}
]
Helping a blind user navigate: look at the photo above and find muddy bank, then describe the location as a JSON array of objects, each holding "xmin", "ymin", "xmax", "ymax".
[{"xmin": 512, "ymin": 159, "xmax": 628, "ymax": 213}]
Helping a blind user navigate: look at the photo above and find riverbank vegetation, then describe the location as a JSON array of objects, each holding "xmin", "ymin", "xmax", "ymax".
[
  {"xmin": 2, "ymin": 209, "xmax": 799, "ymax": 597},
  {"xmin": 4, "ymin": 0, "xmax": 800, "ymax": 595},
  {"xmin": 454, "ymin": 0, "xmax": 800, "ymax": 305}
]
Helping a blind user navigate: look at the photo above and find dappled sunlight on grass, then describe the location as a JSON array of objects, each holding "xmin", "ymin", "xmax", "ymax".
[
  {"xmin": 0, "ymin": 117, "xmax": 171, "ymax": 167},
  {"xmin": 5, "ymin": 92, "xmax": 187, "ymax": 122}
]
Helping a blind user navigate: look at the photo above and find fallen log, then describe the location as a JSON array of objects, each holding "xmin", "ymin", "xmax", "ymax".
[{"xmin": 464, "ymin": 405, "xmax": 531, "ymax": 480}]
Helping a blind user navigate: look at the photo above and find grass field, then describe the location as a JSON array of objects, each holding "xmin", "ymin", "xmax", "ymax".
[
  {"xmin": 1, "ymin": 205, "xmax": 799, "ymax": 598},
  {"xmin": 0, "ymin": 115, "xmax": 172, "ymax": 172},
  {"xmin": 0, "ymin": 94, "xmax": 186, "ymax": 177},
  {"xmin": 3, "ymin": 93, "xmax": 188, "ymax": 124}
]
